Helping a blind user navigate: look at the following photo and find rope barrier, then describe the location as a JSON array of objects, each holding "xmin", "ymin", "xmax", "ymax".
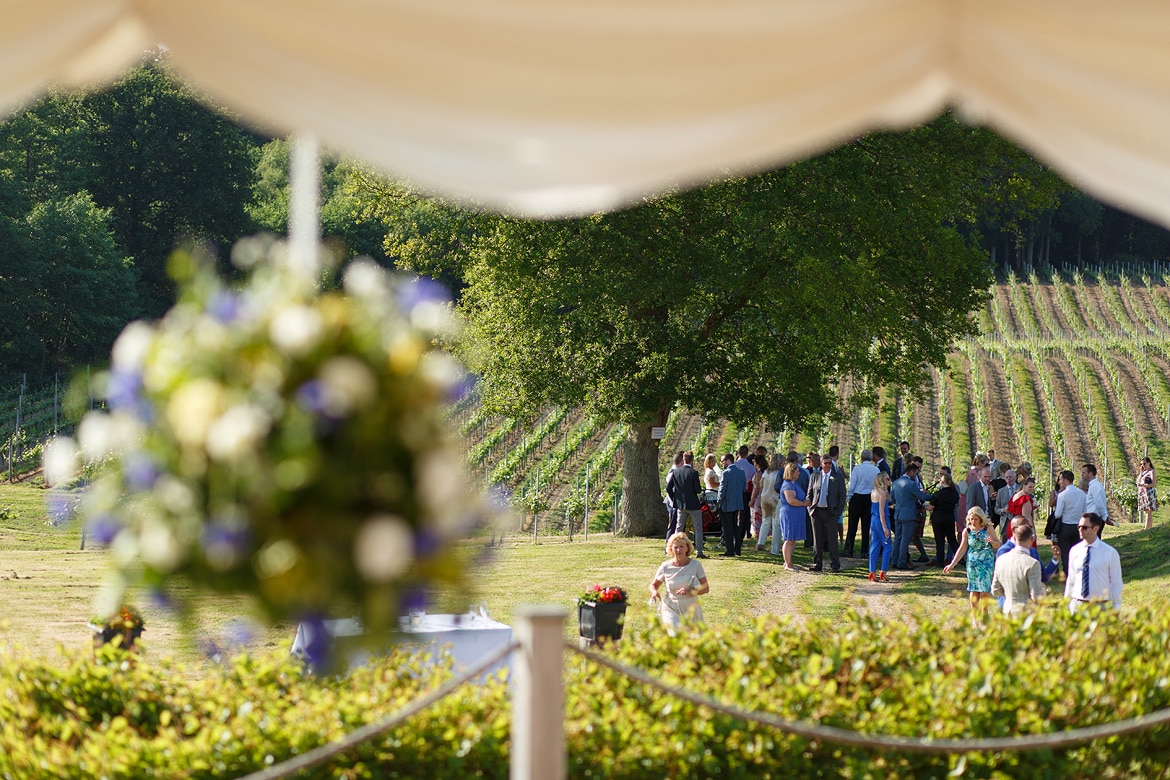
[
  {"xmin": 568, "ymin": 642, "xmax": 1170, "ymax": 754},
  {"xmin": 237, "ymin": 640, "xmax": 519, "ymax": 780}
]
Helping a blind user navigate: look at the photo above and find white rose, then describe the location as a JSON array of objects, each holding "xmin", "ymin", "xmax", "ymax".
[
  {"xmin": 43, "ymin": 437, "xmax": 79, "ymax": 485},
  {"xmin": 269, "ymin": 305, "xmax": 323, "ymax": 356},
  {"xmin": 354, "ymin": 515, "xmax": 414, "ymax": 582},
  {"xmin": 317, "ymin": 356, "xmax": 377, "ymax": 417},
  {"xmin": 166, "ymin": 378, "xmax": 224, "ymax": 448},
  {"xmin": 110, "ymin": 321, "xmax": 154, "ymax": 371},
  {"xmin": 206, "ymin": 405, "xmax": 271, "ymax": 462}
]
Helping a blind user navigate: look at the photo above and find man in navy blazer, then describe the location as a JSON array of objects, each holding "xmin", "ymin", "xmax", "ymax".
[
  {"xmin": 717, "ymin": 453, "xmax": 747, "ymax": 557},
  {"xmin": 666, "ymin": 451, "xmax": 708, "ymax": 558}
]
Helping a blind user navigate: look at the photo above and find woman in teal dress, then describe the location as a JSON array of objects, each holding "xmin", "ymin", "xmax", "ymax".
[{"xmin": 943, "ymin": 506, "xmax": 1000, "ymax": 624}]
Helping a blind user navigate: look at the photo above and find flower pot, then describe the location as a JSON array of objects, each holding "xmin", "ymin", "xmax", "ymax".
[
  {"xmin": 578, "ymin": 601, "xmax": 626, "ymax": 641},
  {"xmin": 91, "ymin": 626, "xmax": 143, "ymax": 651}
]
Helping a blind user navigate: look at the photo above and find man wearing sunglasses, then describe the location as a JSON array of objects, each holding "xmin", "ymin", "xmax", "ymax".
[{"xmin": 1064, "ymin": 512, "xmax": 1122, "ymax": 612}]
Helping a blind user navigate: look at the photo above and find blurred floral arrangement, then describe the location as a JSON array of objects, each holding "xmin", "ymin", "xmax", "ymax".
[
  {"xmin": 47, "ymin": 238, "xmax": 483, "ymax": 641},
  {"xmin": 578, "ymin": 585, "xmax": 627, "ymax": 605}
]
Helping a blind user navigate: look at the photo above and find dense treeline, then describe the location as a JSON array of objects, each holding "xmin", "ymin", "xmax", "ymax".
[
  {"xmin": 0, "ymin": 53, "xmax": 388, "ymax": 379},
  {"xmin": 3, "ymin": 56, "xmax": 1169, "ymax": 382}
]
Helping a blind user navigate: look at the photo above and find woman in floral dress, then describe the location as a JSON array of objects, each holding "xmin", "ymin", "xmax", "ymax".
[
  {"xmin": 1138, "ymin": 456, "xmax": 1158, "ymax": 530},
  {"xmin": 944, "ymin": 506, "xmax": 1000, "ymax": 625}
]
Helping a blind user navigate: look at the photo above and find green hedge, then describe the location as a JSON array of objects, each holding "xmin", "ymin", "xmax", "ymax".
[{"xmin": 3, "ymin": 605, "xmax": 1170, "ymax": 778}]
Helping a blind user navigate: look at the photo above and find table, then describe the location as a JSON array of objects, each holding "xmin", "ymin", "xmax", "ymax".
[{"xmin": 292, "ymin": 612, "xmax": 513, "ymax": 677}]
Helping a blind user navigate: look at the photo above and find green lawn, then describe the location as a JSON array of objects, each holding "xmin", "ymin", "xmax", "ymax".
[{"xmin": 1, "ymin": 480, "xmax": 1167, "ymax": 666}]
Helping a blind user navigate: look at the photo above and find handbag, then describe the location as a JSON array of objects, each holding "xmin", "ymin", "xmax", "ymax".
[{"xmin": 1043, "ymin": 510, "xmax": 1059, "ymax": 539}]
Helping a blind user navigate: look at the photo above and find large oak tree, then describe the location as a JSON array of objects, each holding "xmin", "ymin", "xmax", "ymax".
[{"xmin": 374, "ymin": 117, "xmax": 1064, "ymax": 535}]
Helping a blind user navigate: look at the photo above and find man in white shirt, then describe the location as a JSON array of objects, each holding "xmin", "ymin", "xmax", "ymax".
[
  {"xmin": 1064, "ymin": 512, "xmax": 1122, "ymax": 611},
  {"xmin": 844, "ymin": 449, "xmax": 880, "ymax": 558},
  {"xmin": 1051, "ymin": 469, "xmax": 1087, "ymax": 576},
  {"xmin": 1081, "ymin": 463, "xmax": 1110, "ymax": 525}
]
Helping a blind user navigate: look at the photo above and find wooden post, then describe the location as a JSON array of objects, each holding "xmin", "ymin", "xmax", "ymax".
[{"xmin": 511, "ymin": 607, "xmax": 566, "ymax": 780}]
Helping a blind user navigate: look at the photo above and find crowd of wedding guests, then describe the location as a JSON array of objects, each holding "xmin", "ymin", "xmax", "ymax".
[{"xmin": 660, "ymin": 441, "xmax": 1139, "ymax": 628}]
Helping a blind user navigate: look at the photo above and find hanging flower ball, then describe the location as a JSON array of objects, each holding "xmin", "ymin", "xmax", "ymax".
[{"xmin": 56, "ymin": 241, "xmax": 486, "ymax": 641}]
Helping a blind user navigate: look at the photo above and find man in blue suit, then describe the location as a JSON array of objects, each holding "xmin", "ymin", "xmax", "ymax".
[
  {"xmin": 717, "ymin": 452, "xmax": 747, "ymax": 557},
  {"xmin": 890, "ymin": 462, "xmax": 932, "ymax": 569}
]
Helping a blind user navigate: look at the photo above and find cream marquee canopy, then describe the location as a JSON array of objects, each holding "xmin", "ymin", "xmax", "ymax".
[{"xmin": 5, "ymin": 0, "xmax": 1170, "ymax": 223}]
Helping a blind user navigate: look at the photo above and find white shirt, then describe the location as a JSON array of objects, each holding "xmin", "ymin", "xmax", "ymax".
[
  {"xmin": 1085, "ymin": 477, "xmax": 1108, "ymax": 522},
  {"xmin": 848, "ymin": 461, "xmax": 880, "ymax": 495},
  {"xmin": 1054, "ymin": 484, "xmax": 1087, "ymax": 526},
  {"xmin": 1064, "ymin": 538, "xmax": 1122, "ymax": 610}
]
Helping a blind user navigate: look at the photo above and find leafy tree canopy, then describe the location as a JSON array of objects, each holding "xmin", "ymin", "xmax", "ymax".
[{"xmin": 372, "ymin": 115, "xmax": 1065, "ymax": 534}]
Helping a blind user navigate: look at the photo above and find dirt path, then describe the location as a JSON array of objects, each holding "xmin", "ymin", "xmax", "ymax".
[
  {"xmin": 750, "ymin": 555, "xmax": 908, "ymax": 624},
  {"xmin": 1128, "ymin": 284, "xmax": 1170, "ymax": 331},
  {"xmin": 1107, "ymin": 352, "xmax": 1164, "ymax": 445},
  {"xmin": 993, "ymin": 284, "xmax": 1022, "ymax": 336},
  {"xmin": 1034, "ymin": 281, "xmax": 1078, "ymax": 338},
  {"xmin": 911, "ymin": 376, "xmax": 941, "ymax": 470}
]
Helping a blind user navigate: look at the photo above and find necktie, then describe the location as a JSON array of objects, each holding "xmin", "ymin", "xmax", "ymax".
[{"xmin": 1081, "ymin": 545, "xmax": 1091, "ymax": 599}]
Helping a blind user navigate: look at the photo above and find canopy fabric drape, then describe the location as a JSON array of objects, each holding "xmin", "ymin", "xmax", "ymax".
[{"xmin": 5, "ymin": 0, "xmax": 1170, "ymax": 222}]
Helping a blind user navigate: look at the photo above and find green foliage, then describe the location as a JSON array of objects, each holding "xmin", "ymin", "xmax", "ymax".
[
  {"xmin": 1112, "ymin": 480, "xmax": 1140, "ymax": 517},
  {"xmin": 6, "ymin": 606, "xmax": 1170, "ymax": 778},
  {"xmin": 248, "ymin": 139, "xmax": 392, "ymax": 264},
  {"xmin": 0, "ymin": 644, "xmax": 510, "ymax": 779},
  {"xmin": 0, "ymin": 54, "xmax": 260, "ymax": 372}
]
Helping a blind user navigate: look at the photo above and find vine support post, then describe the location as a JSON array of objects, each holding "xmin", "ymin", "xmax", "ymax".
[
  {"xmin": 510, "ymin": 606, "xmax": 566, "ymax": 780},
  {"xmin": 584, "ymin": 467, "xmax": 590, "ymax": 542}
]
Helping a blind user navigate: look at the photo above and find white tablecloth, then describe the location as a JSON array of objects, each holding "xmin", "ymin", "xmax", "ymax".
[{"xmin": 292, "ymin": 613, "xmax": 513, "ymax": 678}]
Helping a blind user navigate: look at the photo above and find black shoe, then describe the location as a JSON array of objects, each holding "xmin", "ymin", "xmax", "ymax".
[
  {"xmin": 696, "ymin": 553, "xmax": 709, "ymax": 559},
  {"xmin": 721, "ymin": 552, "xmax": 735, "ymax": 557},
  {"xmin": 830, "ymin": 566, "xmax": 841, "ymax": 573},
  {"xmin": 808, "ymin": 565, "xmax": 823, "ymax": 572},
  {"xmin": 915, "ymin": 556, "xmax": 930, "ymax": 563}
]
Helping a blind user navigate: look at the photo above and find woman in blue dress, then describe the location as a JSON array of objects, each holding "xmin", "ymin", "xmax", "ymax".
[
  {"xmin": 868, "ymin": 472, "xmax": 892, "ymax": 581},
  {"xmin": 778, "ymin": 462, "xmax": 810, "ymax": 571},
  {"xmin": 944, "ymin": 506, "xmax": 1001, "ymax": 625}
]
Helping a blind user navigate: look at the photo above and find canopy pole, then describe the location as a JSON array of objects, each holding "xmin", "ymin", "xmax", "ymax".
[{"xmin": 288, "ymin": 132, "xmax": 321, "ymax": 280}]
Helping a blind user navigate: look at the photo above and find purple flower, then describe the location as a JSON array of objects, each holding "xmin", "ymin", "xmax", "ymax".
[
  {"xmin": 85, "ymin": 514, "xmax": 120, "ymax": 545},
  {"xmin": 445, "ymin": 371, "xmax": 476, "ymax": 403},
  {"xmin": 47, "ymin": 492, "xmax": 77, "ymax": 525},
  {"xmin": 223, "ymin": 618, "xmax": 256, "ymax": 649},
  {"xmin": 298, "ymin": 614, "xmax": 332, "ymax": 672},
  {"xmin": 149, "ymin": 588, "xmax": 175, "ymax": 611},
  {"xmin": 401, "ymin": 587, "xmax": 429, "ymax": 613},
  {"xmin": 396, "ymin": 275, "xmax": 451, "ymax": 313},
  {"xmin": 106, "ymin": 369, "xmax": 151, "ymax": 421},
  {"xmin": 295, "ymin": 380, "xmax": 330, "ymax": 415},
  {"xmin": 123, "ymin": 455, "xmax": 159, "ymax": 492},
  {"xmin": 487, "ymin": 484, "xmax": 512, "ymax": 512},
  {"xmin": 207, "ymin": 290, "xmax": 241, "ymax": 323},
  {"xmin": 201, "ymin": 521, "xmax": 251, "ymax": 567},
  {"xmin": 414, "ymin": 528, "xmax": 442, "ymax": 559},
  {"xmin": 201, "ymin": 639, "xmax": 224, "ymax": 662}
]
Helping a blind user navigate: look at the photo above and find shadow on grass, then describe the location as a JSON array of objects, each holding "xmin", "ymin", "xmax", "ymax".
[{"xmin": 1106, "ymin": 521, "xmax": 1170, "ymax": 583}]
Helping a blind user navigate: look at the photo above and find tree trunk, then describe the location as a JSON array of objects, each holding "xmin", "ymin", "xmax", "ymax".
[{"xmin": 618, "ymin": 423, "xmax": 668, "ymax": 536}]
